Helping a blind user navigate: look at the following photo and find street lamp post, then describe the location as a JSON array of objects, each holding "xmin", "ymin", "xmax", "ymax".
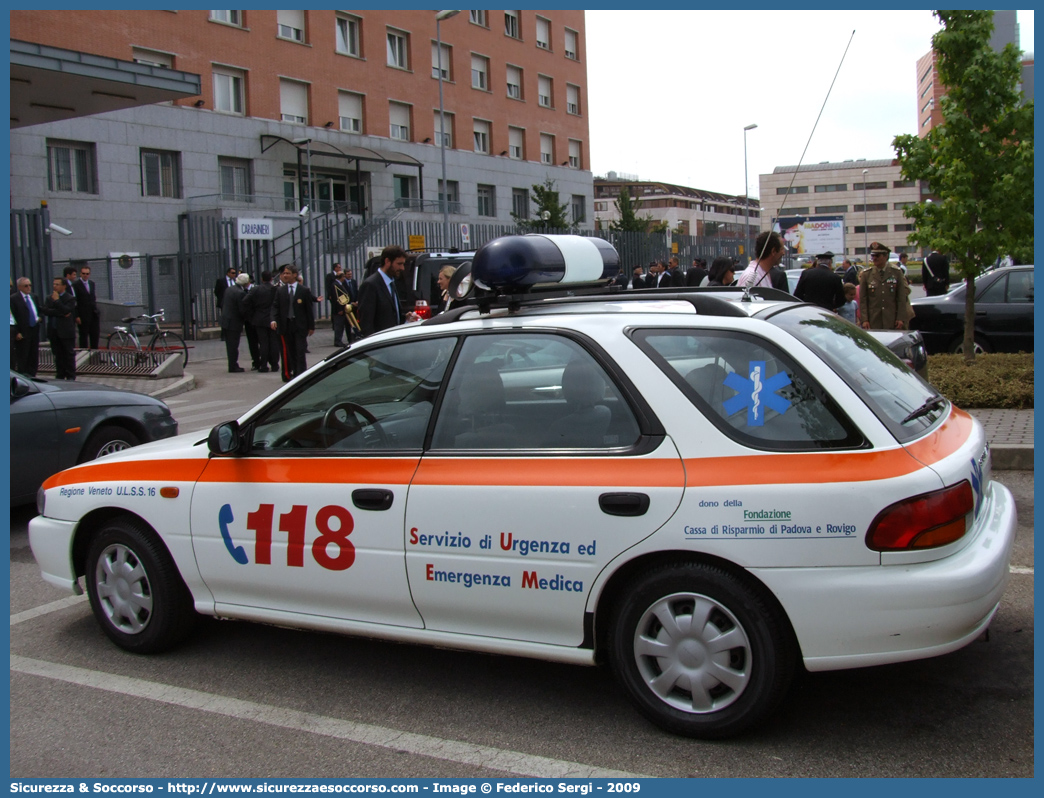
[
  {"xmin": 743, "ymin": 123, "xmax": 757, "ymax": 260},
  {"xmin": 862, "ymin": 168, "xmax": 869, "ymax": 260},
  {"xmin": 435, "ymin": 10, "xmax": 460, "ymax": 249}
]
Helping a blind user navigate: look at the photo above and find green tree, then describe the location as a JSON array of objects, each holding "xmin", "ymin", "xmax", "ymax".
[
  {"xmin": 511, "ymin": 177, "xmax": 571, "ymax": 229},
  {"xmin": 893, "ymin": 10, "xmax": 1033, "ymax": 361},
  {"xmin": 609, "ymin": 186, "xmax": 653, "ymax": 232}
]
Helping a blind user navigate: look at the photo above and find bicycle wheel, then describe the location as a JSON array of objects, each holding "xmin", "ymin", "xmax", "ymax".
[
  {"xmin": 105, "ymin": 331, "xmax": 136, "ymax": 369},
  {"xmin": 149, "ymin": 331, "xmax": 188, "ymax": 367}
]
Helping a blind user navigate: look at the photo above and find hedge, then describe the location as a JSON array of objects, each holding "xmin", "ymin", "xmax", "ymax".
[{"xmin": 926, "ymin": 352, "xmax": 1034, "ymax": 409}]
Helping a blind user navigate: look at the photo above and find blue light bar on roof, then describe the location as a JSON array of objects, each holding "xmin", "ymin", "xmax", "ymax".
[{"xmin": 472, "ymin": 235, "xmax": 619, "ymax": 290}]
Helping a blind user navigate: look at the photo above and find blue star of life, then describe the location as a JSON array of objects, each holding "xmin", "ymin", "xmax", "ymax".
[{"xmin": 722, "ymin": 361, "xmax": 792, "ymax": 427}]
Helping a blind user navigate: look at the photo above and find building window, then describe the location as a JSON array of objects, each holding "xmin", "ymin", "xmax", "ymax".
[
  {"xmin": 564, "ymin": 28, "xmax": 578, "ymax": 60},
  {"xmin": 776, "ymin": 186, "xmax": 808, "ymax": 195},
  {"xmin": 508, "ymin": 126, "xmax": 524, "ymax": 160},
  {"xmin": 540, "ymin": 133, "xmax": 554, "ymax": 165},
  {"xmin": 894, "ymin": 224, "xmax": 915, "ymax": 232},
  {"xmin": 512, "ymin": 188, "xmax": 529, "ymax": 218},
  {"xmin": 212, "ymin": 66, "xmax": 245, "ymax": 114},
  {"xmin": 47, "ymin": 140, "xmax": 96, "ymax": 194},
  {"xmin": 814, "ymin": 183, "xmax": 847, "ymax": 193},
  {"xmin": 477, "ymin": 184, "xmax": 496, "ymax": 217},
  {"xmin": 538, "ymin": 75, "xmax": 552, "ymax": 108},
  {"xmin": 568, "ymin": 139, "xmax": 581, "ymax": 169},
  {"xmin": 387, "ymin": 29, "xmax": 409, "ymax": 69},
  {"xmin": 535, "ymin": 17, "xmax": 550, "ymax": 49},
  {"xmin": 854, "ymin": 225, "xmax": 888, "ymax": 234},
  {"xmin": 277, "ymin": 10, "xmax": 305, "ymax": 42},
  {"xmin": 219, "ymin": 157, "xmax": 252, "ymax": 202},
  {"xmin": 506, "ymin": 65, "xmax": 522, "ymax": 99},
  {"xmin": 471, "ymin": 54, "xmax": 489, "ymax": 90},
  {"xmin": 469, "ymin": 10, "xmax": 487, "ymax": 27},
  {"xmin": 566, "ymin": 84, "xmax": 580, "ymax": 115},
  {"xmin": 571, "ymin": 195, "xmax": 586, "ymax": 224},
  {"xmin": 389, "ymin": 102, "xmax": 410, "ymax": 141},
  {"xmin": 338, "ymin": 90, "xmax": 363, "ymax": 133},
  {"xmin": 853, "ymin": 203, "xmax": 887, "ymax": 212},
  {"xmin": 132, "ymin": 47, "xmax": 173, "ymax": 68},
  {"xmin": 279, "ymin": 78, "xmax": 309, "ymax": 124},
  {"xmin": 473, "ymin": 119, "xmax": 491, "ymax": 154},
  {"xmin": 894, "ymin": 201, "xmax": 916, "ymax": 210},
  {"xmin": 778, "ymin": 207, "xmax": 809, "ymax": 215},
  {"xmin": 140, "ymin": 149, "xmax": 181, "ymax": 198},
  {"xmin": 393, "ymin": 175, "xmax": 415, "ymax": 208},
  {"xmin": 438, "ymin": 179, "xmax": 460, "ymax": 213},
  {"xmin": 815, "ymin": 205, "xmax": 847, "ymax": 213},
  {"xmin": 210, "ymin": 10, "xmax": 242, "ymax": 26},
  {"xmin": 434, "ymin": 111, "xmax": 453, "ymax": 147},
  {"xmin": 852, "ymin": 181, "xmax": 887, "ymax": 191},
  {"xmin": 894, "ymin": 179, "xmax": 916, "ymax": 188},
  {"xmin": 504, "ymin": 10, "xmax": 520, "ymax": 39},
  {"xmin": 336, "ymin": 14, "xmax": 361, "ymax": 56},
  {"xmin": 431, "ymin": 41, "xmax": 452, "ymax": 80}
]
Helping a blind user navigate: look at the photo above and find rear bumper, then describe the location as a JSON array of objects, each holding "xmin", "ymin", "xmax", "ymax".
[{"xmin": 752, "ymin": 481, "xmax": 1016, "ymax": 671}]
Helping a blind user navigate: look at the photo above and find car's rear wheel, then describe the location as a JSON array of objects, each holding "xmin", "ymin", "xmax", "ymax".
[
  {"xmin": 85, "ymin": 519, "xmax": 196, "ymax": 653},
  {"xmin": 79, "ymin": 425, "xmax": 140, "ymax": 463},
  {"xmin": 609, "ymin": 562, "xmax": 796, "ymax": 738},
  {"xmin": 948, "ymin": 333, "xmax": 992, "ymax": 355}
]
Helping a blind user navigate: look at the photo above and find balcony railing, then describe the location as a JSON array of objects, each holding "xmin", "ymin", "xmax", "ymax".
[
  {"xmin": 393, "ymin": 198, "xmax": 463, "ymax": 214},
  {"xmin": 185, "ymin": 193, "xmax": 360, "ymax": 215}
]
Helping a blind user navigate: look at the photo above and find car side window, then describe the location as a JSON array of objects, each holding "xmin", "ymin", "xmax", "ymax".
[
  {"xmin": 635, "ymin": 329, "xmax": 863, "ymax": 451},
  {"xmin": 249, "ymin": 337, "xmax": 456, "ymax": 452},
  {"xmin": 1007, "ymin": 270, "xmax": 1033, "ymax": 302},
  {"xmin": 978, "ymin": 274, "xmax": 1009, "ymax": 304},
  {"xmin": 430, "ymin": 333, "xmax": 641, "ymax": 450}
]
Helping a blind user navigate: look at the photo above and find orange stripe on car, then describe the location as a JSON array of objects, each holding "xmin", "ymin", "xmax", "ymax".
[
  {"xmin": 198, "ymin": 457, "xmax": 421, "ymax": 484},
  {"xmin": 43, "ymin": 459, "xmax": 210, "ymax": 490},
  {"xmin": 412, "ymin": 457, "xmax": 685, "ymax": 487}
]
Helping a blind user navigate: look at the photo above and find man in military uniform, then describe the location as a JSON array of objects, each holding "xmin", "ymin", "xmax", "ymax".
[
  {"xmin": 859, "ymin": 242, "xmax": 914, "ymax": 330},
  {"xmin": 922, "ymin": 249, "xmax": 951, "ymax": 296}
]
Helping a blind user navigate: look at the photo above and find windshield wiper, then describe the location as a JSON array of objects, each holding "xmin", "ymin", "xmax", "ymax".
[{"xmin": 902, "ymin": 394, "xmax": 946, "ymax": 424}]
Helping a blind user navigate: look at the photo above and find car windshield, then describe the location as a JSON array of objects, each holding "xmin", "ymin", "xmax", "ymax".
[{"xmin": 768, "ymin": 306, "xmax": 946, "ymax": 442}]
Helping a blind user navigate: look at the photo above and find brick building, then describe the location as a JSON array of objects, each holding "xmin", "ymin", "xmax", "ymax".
[{"xmin": 10, "ymin": 9, "xmax": 593, "ymax": 262}]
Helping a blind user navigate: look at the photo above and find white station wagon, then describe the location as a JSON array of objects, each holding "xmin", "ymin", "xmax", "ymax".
[{"xmin": 30, "ymin": 235, "xmax": 1016, "ymax": 738}]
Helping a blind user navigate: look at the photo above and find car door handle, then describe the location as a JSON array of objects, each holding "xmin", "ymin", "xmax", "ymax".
[
  {"xmin": 599, "ymin": 492, "xmax": 650, "ymax": 517},
  {"xmin": 352, "ymin": 489, "xmax": 394, "ymax": 511}
]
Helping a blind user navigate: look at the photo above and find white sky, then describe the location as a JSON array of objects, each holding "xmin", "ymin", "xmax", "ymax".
[{"xmin": 585, "ymin": 9, "xmax": 1034, "ymax": 199}]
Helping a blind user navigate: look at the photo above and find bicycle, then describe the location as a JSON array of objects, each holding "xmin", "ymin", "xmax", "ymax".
[{"xmin": 105, "ymin": 310, "xmax": 189, "ymax": 369}]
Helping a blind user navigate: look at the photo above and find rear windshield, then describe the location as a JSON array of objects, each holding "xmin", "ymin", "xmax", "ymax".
[{"xmin": 767, "ymin": 306, "xmax": 945, "ymax": 443}]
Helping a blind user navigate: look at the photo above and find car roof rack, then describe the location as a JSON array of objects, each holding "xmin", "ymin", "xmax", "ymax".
[{"xmin": 420, "ymin": 285, "xmax": 796, "ymax": 326}]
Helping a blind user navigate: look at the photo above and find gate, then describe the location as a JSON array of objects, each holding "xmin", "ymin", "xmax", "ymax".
[{"xmin": 10, "ymin": 205, "xmax": 53, "ymax": 293}]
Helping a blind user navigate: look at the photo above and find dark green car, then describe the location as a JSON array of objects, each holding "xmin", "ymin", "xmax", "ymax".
[{"xmin": 9, "ymin": 371, "xmax": 178, "ymax": 505}]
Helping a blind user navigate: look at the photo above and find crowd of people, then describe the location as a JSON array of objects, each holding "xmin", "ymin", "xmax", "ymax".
[{"xmin": 12, "ymin": 238, "xmax": 951, "ymax": 384}]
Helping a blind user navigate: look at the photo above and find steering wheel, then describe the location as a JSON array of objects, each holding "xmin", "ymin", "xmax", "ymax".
[{"xmin": 322, "ymin": 402, "xmax": 387, "ymax": 448}]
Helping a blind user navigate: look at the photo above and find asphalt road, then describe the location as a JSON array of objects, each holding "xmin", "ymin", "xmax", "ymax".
[{"xmin": 8, "ymin": 470, "xmax": 1034, "ymax": 779}]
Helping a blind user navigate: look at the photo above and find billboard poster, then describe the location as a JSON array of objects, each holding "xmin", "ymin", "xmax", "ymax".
[{"xmin": 775, "ymin": 215, "xmax": 845, "ymax": 256}]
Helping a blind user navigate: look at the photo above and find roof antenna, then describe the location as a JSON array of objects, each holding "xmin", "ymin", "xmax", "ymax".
[{"xmin": 742, "ymin": 29, "xmax": 857, "ymax": 302}]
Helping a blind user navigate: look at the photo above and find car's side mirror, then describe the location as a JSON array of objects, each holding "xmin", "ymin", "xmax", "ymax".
[
  {"xmin": 208, "ymin": 420, "xmax": 243, "ymax": 455},
  {"xmin": 11, "ymin": 375, "xmax": 32, "ymax": 399}
]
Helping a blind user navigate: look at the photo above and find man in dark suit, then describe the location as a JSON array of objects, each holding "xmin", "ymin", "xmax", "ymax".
[
  {"xmin": 329, "ymin": 264, "xmax": 359, "ymax": 347},
  {"xmin": 214, "ymin": 266, "xmax": 237, "ymax": 340},
  {"xmin": 794, "ymin": 252, "xmax": 846, "ymax": 312},
  {"xmin": 923, "ymin": 250, "xmax": 951, "ymax": 296},
  {"xmin": 686, "ymin": 257, "xmax": 709, "ymax": 287},
  {"xmin": 41, "ymin": 276, "xmax": 78, "ymax": 380},
  {"xmin": 358, "ymin": 245, "xmax": 416, "ymax": 337},
  {"xmin": 220, "ymin": 273, "xmax": 250, "ymax": 372},
  {"xmin": 269, "ymin": 264, "xmax": 315, "ymax": 382},
  {"xmin": 243, "ymin": 270, "xmax": 279, "ymax": 372},
  {"xmin": 647, "ymin": 260, "xmax": 674, "ymax": 288},
  {"xmin": 72, "ymin": 264, "xmax": 100, "ymax": 348},
  {"xmin": 11, "ymin": 277, "xmax": 42, "ymax": 376}
]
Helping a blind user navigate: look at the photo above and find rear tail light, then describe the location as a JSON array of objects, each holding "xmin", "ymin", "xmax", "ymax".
[
  {"xmin": 413, "ymin": 299, "xmax": 432, "ymax": 319},
  {"xmin": 866, "ymin": 481, "xmax": 974, "ymax": 551}
]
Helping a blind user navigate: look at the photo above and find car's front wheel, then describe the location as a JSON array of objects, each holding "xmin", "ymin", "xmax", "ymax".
[
  {"xmin": 609, "ymin": 562, "xmax": 796, "ymax": 738},
  {"xmin": 948, "ymin": 333, "xmax": 992, "ymax": 355},
  {"xmin": 84, "ymin": 519, "xmax": 196, "ymax": 653},
  {"xmin": 79, "ymin": 425, "xmax": 141, "ymax": 463}
]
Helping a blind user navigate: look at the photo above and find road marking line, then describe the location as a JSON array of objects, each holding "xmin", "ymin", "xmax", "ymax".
[
  {"xmin": 1010, "ymin": 565, "xmax": 1033, "ymax": 575},
  {"xmin": 10, "ymin": 595, "xmax": 88, "ymax": 626},
  {"xmin": 10, "ymin": 655, "xmax": 647, "ymax": 779}
]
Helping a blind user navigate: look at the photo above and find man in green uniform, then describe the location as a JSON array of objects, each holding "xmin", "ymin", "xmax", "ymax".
[{"xmin": 859, "ymin": 242, "xmax": 913, "ymax": 330}]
